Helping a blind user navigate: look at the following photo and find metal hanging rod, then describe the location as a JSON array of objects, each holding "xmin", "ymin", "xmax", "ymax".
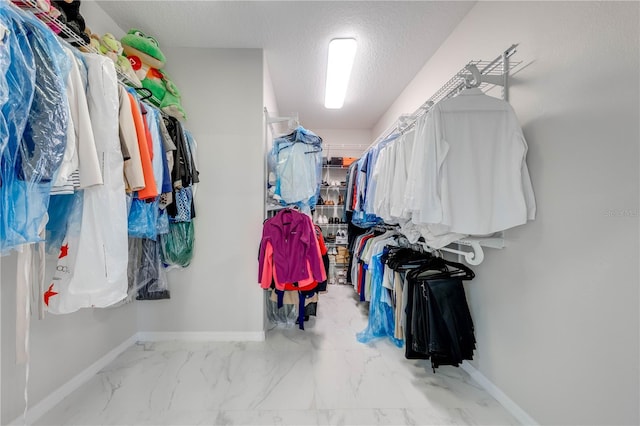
[{"xmin": 370, "ymin": 44, "xmax": 521, "ymax": 149}]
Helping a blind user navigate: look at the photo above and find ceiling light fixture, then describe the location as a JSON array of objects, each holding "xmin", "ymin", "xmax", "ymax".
[{"xmin": 324, "ymin": 38, "xmax": 357, "ymax": 109}]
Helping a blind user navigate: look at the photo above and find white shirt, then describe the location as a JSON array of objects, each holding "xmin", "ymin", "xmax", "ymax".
[
  {"xmin": 371, "ymin": 144, "xmax": 391, "ymax": 220},
  {"xmin": 412, "ymin": 88, "xmax": 536, "ymax": 235},
  {"xmin": 52, "ymin": 48, "xmax": 102, "ymax": 193},
  {"xmin": 403, "ymin": 113, "xmax": 430, "ymax": 218},
  {"xmin": 389, "ymin": 130, "xmax": 415, "ymax": 221}
]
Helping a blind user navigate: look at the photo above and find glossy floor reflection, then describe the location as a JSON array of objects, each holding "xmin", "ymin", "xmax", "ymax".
[{"xmin": 36, "ymin": 284, "xmax": 519, "ymax": 425}]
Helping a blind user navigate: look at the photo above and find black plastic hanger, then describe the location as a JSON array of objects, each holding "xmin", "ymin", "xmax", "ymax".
[{"xmin": 408, "ymin": 257, "xmax": 475, "ymax": 281}]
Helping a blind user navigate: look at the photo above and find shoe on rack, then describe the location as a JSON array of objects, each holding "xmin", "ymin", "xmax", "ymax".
[{"xmin": 322, "ymin": 215, "xmax": 329, "ymax": 224}]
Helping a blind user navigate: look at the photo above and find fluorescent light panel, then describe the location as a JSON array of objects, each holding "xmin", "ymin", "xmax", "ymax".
[{"xmin": 324, "ymin": 38, "xmax": 357, "ymax": 109}]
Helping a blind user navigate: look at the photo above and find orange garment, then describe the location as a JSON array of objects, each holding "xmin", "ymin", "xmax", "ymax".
[
  {"xmin": 127, "ymin": 93, "xmax": 158, "ymax": 200},
  {"xmin": 314, "ymin": 224, "xmax": 328, "ymax": 255}
]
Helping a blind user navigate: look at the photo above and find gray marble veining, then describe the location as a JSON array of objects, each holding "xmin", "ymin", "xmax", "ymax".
[{"xmin": 35, "ymin": 284, "xmax": 519, "ymax": 425}]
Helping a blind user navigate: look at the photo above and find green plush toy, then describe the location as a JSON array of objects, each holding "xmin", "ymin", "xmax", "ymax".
[
  {"xmin": 98, "ymin": 33, "xmax": 142, "ymax": 87},
  {"xmin": 120, "ymin": 29, "xmax": 186, "ymax": 120}
]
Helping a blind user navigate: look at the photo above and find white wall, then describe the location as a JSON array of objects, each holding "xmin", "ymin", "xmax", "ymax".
[
  {"xmin": 136, "ymin": 47, "xmax": 265, "ymax": 335},
  {"xmin": 373, "ymin": 2, "xmax": 639, "ymax": 425},
  {"xmin": 81, "ymin": 0, "xmax": 126, "ymax": 39},
  {"xmin": 1, "ymin": 258, "xmax": 137, "ymax": 425},
  {"xmin": 263, "ymin": 53, "xmax": 279, "ymax": 120}
]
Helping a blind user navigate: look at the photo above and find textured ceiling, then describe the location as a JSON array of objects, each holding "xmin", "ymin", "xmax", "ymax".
[{"xmin": 96, "ymin": 1, "xmax": 475, "ymax": 129}]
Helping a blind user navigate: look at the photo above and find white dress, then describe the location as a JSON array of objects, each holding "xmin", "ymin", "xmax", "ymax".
[{"xmin": 47, "ymin": 54, "xmax": 128, "ymax": 314}]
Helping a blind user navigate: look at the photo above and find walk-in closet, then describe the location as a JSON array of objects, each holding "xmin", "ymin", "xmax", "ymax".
[{"xmin": 1, "ymin": 1, "xmax": 638, "ymax": 425}]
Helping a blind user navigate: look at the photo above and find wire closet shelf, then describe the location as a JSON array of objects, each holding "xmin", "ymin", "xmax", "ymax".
[
  {"xmin": 12, "ymin": 0, "xmax": 163, "ymax": 105},
  {"xmin": 373, "ymin": 44, "xmax": 522, "ymax": 146}
]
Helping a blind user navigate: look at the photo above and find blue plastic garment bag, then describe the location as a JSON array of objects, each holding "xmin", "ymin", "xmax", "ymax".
[
  {"xmin": 0, "ymin": 4, "xmax": 70, "ymax": 253},
  {"xmin": 357, "ymin": 250, "xmax": 403, "ymax": 347},
  {"xmin": 128, "ymin": 195, "xmax": 160, "ymax": 240},
  {"xmin": 270, "ymin": 126, "xmax": 322, "ymax": 209}
]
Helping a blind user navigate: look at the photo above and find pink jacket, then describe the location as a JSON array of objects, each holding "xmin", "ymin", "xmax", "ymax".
[{"xmin": 258, "ymin": 209, "xmax": 325, "ymax": 288}]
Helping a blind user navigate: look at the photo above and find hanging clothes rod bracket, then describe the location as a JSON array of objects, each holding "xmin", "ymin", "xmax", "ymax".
[
  {"xmin": 264, "ymin": 107, "xmax": 299, "ymax": 138},
  {"xmin": 463, "ymin": 64, "xmax": 505, "ymax": 88},
  {"xmin": 436, "ymin": 240, "xmax": 485, "ymax": 266}
]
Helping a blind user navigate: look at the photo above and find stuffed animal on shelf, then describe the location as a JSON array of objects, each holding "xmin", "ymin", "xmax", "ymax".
[
  {"xmin": 120, "ymin": 29, "xmax": 186, "ymax": 120},
  {"xmin": 98, "ymin": 33, "xmax": 142, "ymax": 86},
  {"xmin": 51, "ymin": 0, "xmax": 90, "ymax": 47},
  {"xmin": 88, "ymin": 31, "xmax": 101, "ymax": 52},
  {"xmin": 99, "ymin": 33, "xmax": 120, "ymax": 62}
]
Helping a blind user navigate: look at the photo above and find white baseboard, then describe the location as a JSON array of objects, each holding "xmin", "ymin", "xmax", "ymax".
[
  {"xmin": 135, "ymin": 331, "xmax": 266, "ymax": 342},
  {"xmin": 10, "ymin": 334, "xmax": 137, "ymax": 426},
  {"xmin": 461, "ymin": 361, "xmax": 538, "ymax": 425}
]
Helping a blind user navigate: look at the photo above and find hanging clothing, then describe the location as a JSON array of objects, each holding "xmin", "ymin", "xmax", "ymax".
[
  {"xmin": 389, "ymin": 130, "xmax": 415, "ymax": 221},
  {"xmin": 314, "ymin": 224, "xmax": 329, "ymax": 292},
  {"xmin": 51, "ymin": 47, "xmax": 101, "ymax": 195},
  {"xmin": 410, "ymin": 88, "xmax": 536, "ymax": 235},
  {"xmin": 118, "ymin": 85, "xmax": 145, "ymax": 192},
  {"xmin": 258, "ymin": 208, "xmax": 325, "ymax": 289},
  {"xmin": 47, "ymin": 54, "xmax": 128, "ymax": 314},
  {"xmin": 356, "ymin": 238, "xmax": 403, "ymax": 348},
  {"xmin": 129, "ymin": 237, "xmax": 170, "ymax": 301},
  {"xmin": 0, "ymin": 3, "xmax": 70, "ymax": 253},
  {"xmin": 127, "ymin": 91, "xmax": 157, "ymax": 200},
  {"xmin": 164, "ymin": 115, "xmax": 198, "ymax": 220},
  {"xmin": 141, "ymin": 104, "xmax": 164, "ymax": 194},
  {"xmin": 270, "ymin": 126, "xmax": 322, "ymax": 209}
]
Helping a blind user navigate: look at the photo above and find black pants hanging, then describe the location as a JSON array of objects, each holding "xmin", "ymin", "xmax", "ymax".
[{"xmin": 405, "ymin": 277, "xmax": 475, "ymax": 369}]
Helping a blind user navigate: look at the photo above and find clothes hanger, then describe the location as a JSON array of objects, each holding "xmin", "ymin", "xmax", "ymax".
[
  {"xmin": 407, "ymin": 256, "xmax": 475, "ymax": 281},
  {"xmin": 279, "ymin": 207, "xmax": 297, "ymax": 225},
  {"xmin": 133, "ymin": 87, "xmax": 153, "ymax": 101}
]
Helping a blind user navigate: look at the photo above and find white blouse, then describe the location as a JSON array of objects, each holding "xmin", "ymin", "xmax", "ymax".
[{"xmin": 410, "ymin": 88, "xmax": 536, "ymax": 235}]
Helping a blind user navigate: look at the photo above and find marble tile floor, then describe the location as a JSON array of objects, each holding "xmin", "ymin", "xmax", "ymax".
[{"xmin": 35, "ymin": 284, "xmax": 519, "ymax": 426}]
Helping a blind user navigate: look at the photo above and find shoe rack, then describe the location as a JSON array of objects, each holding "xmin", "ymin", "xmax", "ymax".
[{"xmin": 315, "ymin": 159, "xmax": 350, "ymax": 285}]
